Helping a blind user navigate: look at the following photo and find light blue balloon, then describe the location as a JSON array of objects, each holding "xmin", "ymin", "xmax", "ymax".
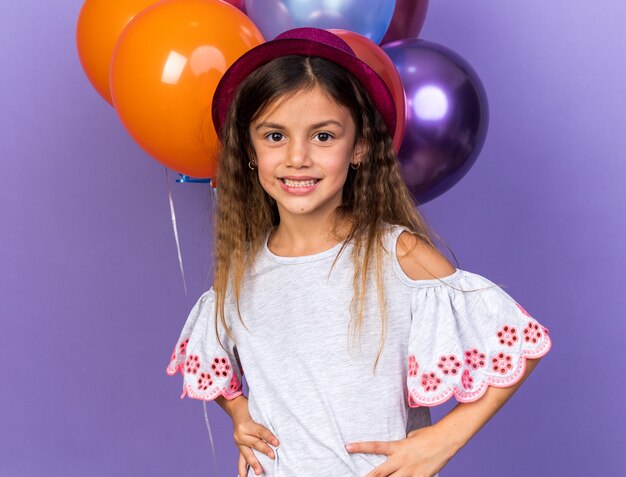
[{"xmin": 245, "ymin": 0, "xmax": 396, "ymax": 44}]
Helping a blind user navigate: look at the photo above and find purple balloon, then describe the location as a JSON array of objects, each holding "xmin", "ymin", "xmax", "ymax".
[
  {"xmin": 382, "ymin": 39, "xmax": 489, "ymax": 204},
  {"xmin": 381, "ymin": 0, "xmax": 429, "ymax": 45}
]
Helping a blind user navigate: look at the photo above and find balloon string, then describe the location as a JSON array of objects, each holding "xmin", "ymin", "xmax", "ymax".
[
  {"xmin": 202, "ymin": 400, "xmax": 220, "ymax": 476},
  {"xmin": 167, "ymin": 168, "xmax": 221, "ymax": 473},
  {"xmin": 206, "ymin": 184, "xmax": 220, "ymax": 475},
  {"xmin": 204, "ymin": 184, "xmax": 221, "ymax": 475},
  {"xmin": 164, "ymin": 167, "xmax": 188, "ymax": 296},
  {"xmin": 211, "ymin": 181, "xmax": 218, "ymax": 205}
]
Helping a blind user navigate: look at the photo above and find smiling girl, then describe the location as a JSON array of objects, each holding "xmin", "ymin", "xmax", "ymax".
[{"xmin": 166, "ymin": 28, "xmax": 552, "ymax": 477}]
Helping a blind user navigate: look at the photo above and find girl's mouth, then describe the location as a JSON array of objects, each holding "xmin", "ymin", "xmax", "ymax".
[
  {"xmin": 281, "ymin": 178, "xmax": 321, "ymax": 187},
  {"xmin": 278, "ymin": 177, "xmax": 321, "ymax": 195}
]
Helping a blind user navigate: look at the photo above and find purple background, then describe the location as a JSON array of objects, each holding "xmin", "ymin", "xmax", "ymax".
[{"xmin": 2, "ymin": 0, "xmax": 624, "ymax": 475}]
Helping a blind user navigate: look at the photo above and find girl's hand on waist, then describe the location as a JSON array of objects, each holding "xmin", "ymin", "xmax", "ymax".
[
  {"xmin": 344, "ymin": 424, "xmax": 458, "ymax": 477},
  {"xmin": 231, "ymin": 399, "xmax": 280, "ymax": 477}
]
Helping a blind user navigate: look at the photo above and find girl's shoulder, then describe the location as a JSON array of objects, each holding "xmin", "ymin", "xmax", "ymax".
[{"xmin": 383, "ymin": 223, "xmax": 457, "ymax": 283}]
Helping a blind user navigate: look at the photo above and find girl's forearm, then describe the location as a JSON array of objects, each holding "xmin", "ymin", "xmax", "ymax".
[
  {"xmin": 216, "ymin": 394, "xmax": 249, "ymax": 420},
  {"xmin": 429, "ymin": 357, "xmax": 542, "ymax": 452}
]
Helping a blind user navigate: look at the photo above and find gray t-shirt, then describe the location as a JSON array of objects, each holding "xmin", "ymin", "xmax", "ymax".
[{"xmin": 167, "ymin": 223, "xmax": 552, "ymax": 476}]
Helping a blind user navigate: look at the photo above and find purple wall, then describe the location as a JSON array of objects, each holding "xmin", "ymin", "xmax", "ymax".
[{"xmin": 2, "ymin": 0, "xmax": 624, "ymax": 475}]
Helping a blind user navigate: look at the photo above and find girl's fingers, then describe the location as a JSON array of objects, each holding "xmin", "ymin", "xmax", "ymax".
[
  {"xmin": 237, "ymin": 452, "xmax": 248, "ymax": 477},
  {"xmin": 237, "ymin": 454, "xmax": 245, "ymax": 477},
  {"xmin": 245, "ymin": 436, "xmax": 275, "ymax": 462},
  {"xmin": 250, "ymin": 429, "xmax": 277, "ymax": 459},
  {"xmin": 237, "ymin": 424, "xmax": 278, "ymax": 459},
  {"xmin": 257, "ymin": 426, "xmax": 280, "ymax": 448},
  {"xmin": 234, "ymin": 421, "xmax": 279, "ymax": 475},
  {"xmin": 237, "ymin": 434, "xmax": 275, "ymax": 460},
  {"xmin": 239, "ymin": 445, "xmax": 264, "ymax": 476}
]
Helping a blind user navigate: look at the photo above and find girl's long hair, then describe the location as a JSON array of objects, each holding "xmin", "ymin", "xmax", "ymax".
[{"xmin": 212, "ymin": 55, "xmax": 490, "ymax": 373}]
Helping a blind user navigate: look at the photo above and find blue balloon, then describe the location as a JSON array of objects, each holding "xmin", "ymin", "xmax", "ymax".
[{"xmin": 245, "ymin": 0, "xmax": 396, "ymax": 44}]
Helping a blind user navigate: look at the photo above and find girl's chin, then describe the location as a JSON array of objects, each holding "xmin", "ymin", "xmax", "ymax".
[{"xmin": 275, "ymin": 199, "xmax": 342, "ymax": 219}]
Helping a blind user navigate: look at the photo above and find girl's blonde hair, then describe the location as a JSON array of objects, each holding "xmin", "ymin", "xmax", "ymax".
[{"xmin": 212, "ymin": 55, "xmax": 491, "ymax": 373}]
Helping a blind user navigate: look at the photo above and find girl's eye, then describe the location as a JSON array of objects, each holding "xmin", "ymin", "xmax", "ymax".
[
  {"xmin": 315, "ymin": 132, "xmax": 333, "ymax": 142},
  {"xmin": 266, "ymin": 132, "xmax": 285, "ymax": 142}
]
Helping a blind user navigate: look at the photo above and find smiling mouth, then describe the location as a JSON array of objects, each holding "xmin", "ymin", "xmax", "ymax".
[{"xmin": 280, "ymin": 178, "xmax": 321, "ymax": 187}]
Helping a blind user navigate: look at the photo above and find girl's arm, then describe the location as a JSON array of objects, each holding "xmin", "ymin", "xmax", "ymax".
[
  {"xmin": 216, "ymin": 394, "xmax": 281, "ymax": 476},
  {"xmin": 216, "ymin": 393, "xmax": 249, "ymax": 419},
  {"xmin": 414, "ymin": 356, "xmax": 543, "ymax": 450},
  {"xmin": 345, "ymin": 233, "xmax": 550, "ymax": 475},
  {"xmin": 397, "ymin": 231, "xmax": 547, "ymax": 446}
]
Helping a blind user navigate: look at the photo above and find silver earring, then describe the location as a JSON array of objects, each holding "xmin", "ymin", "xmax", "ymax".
[
  {"xmin": 248, "ymin": 160, "xmax": 257, "ymax": 170},
  {"xmin": 350, "ymin": 162, "xmax": 361, "ymax": 170}
]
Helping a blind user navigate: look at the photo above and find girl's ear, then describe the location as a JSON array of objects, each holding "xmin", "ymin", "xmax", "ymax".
[{"xmin": 352, "ymin": 138, "xmax": 366, "ymax": 165}]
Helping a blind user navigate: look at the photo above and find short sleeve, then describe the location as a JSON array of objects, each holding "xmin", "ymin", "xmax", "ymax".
[
  {"xmin": 166, "ymin": 288, "xmax": 244, "ymax": 401},
  {"xmin": 407, "ymin": 269, "xmax": 552, "ymax": 407}
]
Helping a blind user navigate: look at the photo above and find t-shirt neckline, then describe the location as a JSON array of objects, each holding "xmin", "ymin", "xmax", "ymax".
[{"xmin": 263, "ymin": 229, "xmax": 349, "ymax": 264}]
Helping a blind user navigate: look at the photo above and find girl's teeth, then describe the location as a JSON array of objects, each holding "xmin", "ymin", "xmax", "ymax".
[{"xmin": 283, "ymin": 179, "xmax": 318, "ymax": 187}]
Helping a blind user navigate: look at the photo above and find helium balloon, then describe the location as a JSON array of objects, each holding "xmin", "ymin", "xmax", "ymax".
[
  {"xmin": 76, "ymin": 0, "xmax": 160, "ymax": 105},
  {"xmin": 381, "ymin": 0, "xmax": 429, "ymax": 45},
  {"xmin": 110, "ymin": 0, "xmax": 264, "ymax": 178},
  {"xmin": 245, "ymin": 0, "xmax": 396, "ymax": 44},
  {"xmin": 382, "ymin": 39, "xmax": 489, "ymax": 204},
  {"xmin": 329, "ymin": 29, "xmax": 406, "ymax": 152},
  {"xmin": 223, "ymin": 0, "xmax": 246, "ymax": 12}
]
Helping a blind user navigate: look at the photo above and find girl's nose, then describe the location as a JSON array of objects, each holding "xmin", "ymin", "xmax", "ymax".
[{"xmin": 285, "ymin": 137, "xmax": 311, "ymax": 167}]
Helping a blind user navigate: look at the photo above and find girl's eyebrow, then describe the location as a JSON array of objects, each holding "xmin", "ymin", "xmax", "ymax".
[
  {"xmin": 254, "ymin": 122, "xmax": 284, "ymax": 131},
  {"xmin": 309, "ymin": 120, "xmax": 344, "ymax": 130},
  {"xmin": 254, "ymin": 120, "xmax": 344, "ymax": 131}
]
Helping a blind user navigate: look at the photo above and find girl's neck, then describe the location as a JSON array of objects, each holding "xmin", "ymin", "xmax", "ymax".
[{"xmin": 268, "ymin": 214, "xmax": 353, "ymax": 257}]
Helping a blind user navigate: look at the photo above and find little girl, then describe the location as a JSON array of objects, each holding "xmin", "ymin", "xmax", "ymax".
[{"xmin": 166, "ymin": 28, "xmax": 552, "ymax": 477}]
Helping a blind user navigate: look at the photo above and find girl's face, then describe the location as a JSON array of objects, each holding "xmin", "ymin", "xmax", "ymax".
[{"xmin": 249, "ymin": 85, "xmax": 364, "ymax": 223}]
